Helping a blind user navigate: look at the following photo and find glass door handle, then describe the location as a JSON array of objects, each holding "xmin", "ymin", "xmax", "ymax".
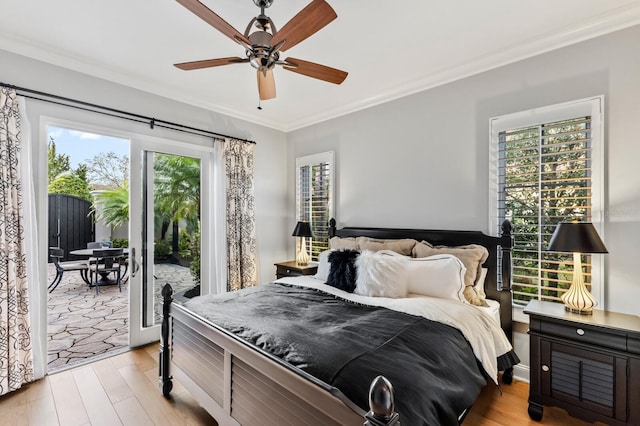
[{"xmin": 131, "ymin": 247, "xmax": 140, "ymax": 277}]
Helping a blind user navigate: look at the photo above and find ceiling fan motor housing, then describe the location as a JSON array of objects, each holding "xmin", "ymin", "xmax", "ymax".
[{"xmin": 248, "ymin": 31, "xmax": 279, "ymax": 71}]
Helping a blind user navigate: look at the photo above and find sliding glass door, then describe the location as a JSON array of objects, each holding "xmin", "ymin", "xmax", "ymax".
[{"xmin": 128, "ymin": 137, "xmax": 211, "ymax": 346}]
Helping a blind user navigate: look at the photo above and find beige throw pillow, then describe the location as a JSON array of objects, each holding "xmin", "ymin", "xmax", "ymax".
[
  {"xmin": 329, "ymin": 236, "xmax": 358, "ymax": 251},
  {"xmin": 412, "ymin": 241, "xmax": 489, "ymax": 306},
  {"xmin": 462, "ymin": 287, "xmax": 489, "ymax": 307},
  {"xmin": 356, "ymin": 237, "xmax": 417, "ymax": 256}
]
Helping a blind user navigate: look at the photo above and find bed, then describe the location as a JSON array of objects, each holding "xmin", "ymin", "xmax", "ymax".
[{"xmin": 159, "ymin": 219, "xmax": 518, "ymax": 425}]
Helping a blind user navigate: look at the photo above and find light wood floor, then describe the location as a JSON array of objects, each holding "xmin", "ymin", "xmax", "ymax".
[{"xmin": 0, "ymin": 345, "xmax": 599, "ymax": 426}]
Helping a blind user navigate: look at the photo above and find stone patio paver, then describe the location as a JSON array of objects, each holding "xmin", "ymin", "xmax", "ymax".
[
  {"xmin": 48, "ymin": 338, "xmax": 77, "ymax": 352},
  {"xmin": 47, "ymin": 262, "xmax": 195, "ymax": 373}
]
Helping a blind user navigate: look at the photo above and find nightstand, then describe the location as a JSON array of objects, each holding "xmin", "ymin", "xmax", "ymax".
[
  {"xmin": 524, "ymin": 300, "xmax": 640, "ymax": 425},
  {"xmin": 274, "ymin": 261, "xmax": 318, "ymax": 279}
]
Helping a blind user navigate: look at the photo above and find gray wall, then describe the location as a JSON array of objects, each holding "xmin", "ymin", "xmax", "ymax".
[{"xmin": 287, "ymin": 25, "xmax": 640, "ymax": 378}]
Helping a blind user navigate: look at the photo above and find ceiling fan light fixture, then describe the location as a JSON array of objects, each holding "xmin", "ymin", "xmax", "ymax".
[{"xmin": 257, "ymin": 69, "xmax": 276, "ymax": 100}]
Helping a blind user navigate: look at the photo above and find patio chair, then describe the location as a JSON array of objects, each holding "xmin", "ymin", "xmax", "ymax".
[
  {"xmin": 86, "ymin": 241, "xmax": 113, "ymax": 268},
  {"xmin": 49, "ymin": 247, "xmax": 90, "ymax": 293},
  {"xmin": 89, "ymin": 248, "xmax": 124, "ymax": 294},
  {"xmin": 88, "ymin": 241, "xmax": 128, "ymax": 278}
]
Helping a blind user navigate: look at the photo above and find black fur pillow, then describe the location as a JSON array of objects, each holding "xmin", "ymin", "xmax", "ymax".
[{"xmin": 326, "ymin": 249, "xmax": 360, "ymax": 293}]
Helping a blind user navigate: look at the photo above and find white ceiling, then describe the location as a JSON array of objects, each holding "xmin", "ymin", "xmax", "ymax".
[{"xmin": 1, "ymin": 0, "xmax": 640, "ymax": 131}]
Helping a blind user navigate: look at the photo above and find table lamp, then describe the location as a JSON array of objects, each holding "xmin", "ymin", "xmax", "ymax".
[
  {"xmin": 547, "ymin": 221, "xmax": 608, "ymax": 314},
  {"xmin": 292, "ymin": 221, "xmax": 313, "ymax": 265}
]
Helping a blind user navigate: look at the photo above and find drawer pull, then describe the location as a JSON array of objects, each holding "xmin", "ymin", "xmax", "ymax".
[
  {"xmin": 286, "ymin": 269, "xmax": 291, "ymax": 274},
  {"xmin": 542, "ymin": 365, "xmax": 550, "ymax": 372},
  {"xmin": 576, "ymin": 328, "xmax": 585, "ymax": 336}
]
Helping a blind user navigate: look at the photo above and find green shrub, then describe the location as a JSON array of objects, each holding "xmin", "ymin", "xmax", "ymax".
[
  {"xmin": 189, "ymin": 224, "xmax": 201, "ymax": 284},
  {"xmin": 112, "ymin": 238, "xmax": 128, "ymax": 248},
  {"xmin": 190, "ymin": 255, "xmax": 200, "ymax": 284},
  {"xmin": 154, "ymin": 239, "xmax": 172, "ymax": 261},
  {"xmin": 178, "ymin": 229, "xmax": 191, "ymax": 258},
  {"xmin": 48, "ymin": 173, "xmax": 92, "ymax": 202}
]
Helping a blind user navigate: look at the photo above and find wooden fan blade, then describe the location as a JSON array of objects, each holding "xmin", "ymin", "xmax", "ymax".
[
  {"xmin": 176, "ymin": 0, "xmax": 251, "ymax": 45},
  {"xmin": 257, "ymin": 69, "xmax": 276, "ymax": 100},
  {"xmin": 283, "ymin": 57, "xmax": 347, "ymax": 84},
  {"xmin": 174, "ymin": 57, "xmax": 246, "ymax": 70},
  {"xmin": 270, "ymin": 0, "xmax": 337, "ymax": 52}
]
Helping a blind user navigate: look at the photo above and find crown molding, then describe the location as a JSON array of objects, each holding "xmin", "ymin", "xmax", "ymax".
[
  {"xmin": 2, "ymin": 2, "xmax": 640, "ymax": 133},
  {"xmin": 284, "ymin": 3, "xmax": 640, "ymax": 131}
]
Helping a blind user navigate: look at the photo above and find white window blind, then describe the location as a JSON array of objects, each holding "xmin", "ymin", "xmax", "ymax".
[
  {"xmin": 499, "ymin": 117, "xmax": 594, "ymax": 306},
  {"xmin": 296, "ymin": 152, "xmax": 334, "ymax": 261},
  {"xmin": 490, "ymin": 96, "xmax": 604, "ymax": 309}
]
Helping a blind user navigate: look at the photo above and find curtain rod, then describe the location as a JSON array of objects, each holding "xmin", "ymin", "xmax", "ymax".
[{"xmin": 1, "ymin": 82, "xmax": 256, "ymax": 144}]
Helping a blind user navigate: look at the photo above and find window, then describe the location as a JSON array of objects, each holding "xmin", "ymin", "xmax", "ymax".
[
  {"xmin": 490, "ymin": 97, "xmax": 604, "ymax": 308},
  {"xmin": 296, "ymin": 152, "xmax": 335, "ymax": 261}
]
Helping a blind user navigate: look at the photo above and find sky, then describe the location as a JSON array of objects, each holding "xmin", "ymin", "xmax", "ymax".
[{"xmin": 48, "ymin": 125, "xmax": 129, "ymax": 170}]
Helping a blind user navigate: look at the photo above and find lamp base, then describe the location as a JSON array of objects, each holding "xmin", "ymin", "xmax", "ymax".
[
  {"xmin": 561, "ymin": 252, "xmax": 597, "ymax": 315},
  {"xmin": 296, "ymin": 250, "xmax": 309, "ymax": 266},
  {"xmin": 296, "ymin": 237, "xmax": 310, "ymax": 266}
]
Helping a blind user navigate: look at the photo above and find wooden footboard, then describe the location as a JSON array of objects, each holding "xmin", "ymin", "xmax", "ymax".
[{"xmin": 160, "ymin": 284, "xmax": 399, "ymax": 426}]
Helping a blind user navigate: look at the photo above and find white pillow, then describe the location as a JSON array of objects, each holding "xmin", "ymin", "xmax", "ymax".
[
  {"xmin": 404, "ymin": 254, "xmax": 467, "ymax": 303},
  {"xmin": 314, "ymin": 250, "xmax": 333, "ymax": 282},
  {"xmin": 355, "ymin": 250, "xmax": 408, "ymax": 298}
]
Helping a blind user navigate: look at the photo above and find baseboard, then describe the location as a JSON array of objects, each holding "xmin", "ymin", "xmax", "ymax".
[{"xmin": 513, "ymin": 364, "xmax": 530, "ymax": 383}]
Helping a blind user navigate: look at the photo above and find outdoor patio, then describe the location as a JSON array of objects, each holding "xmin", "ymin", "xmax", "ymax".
[{"xmin": 47, "ymin": 262, "xmax": 196, "ymax": 373}]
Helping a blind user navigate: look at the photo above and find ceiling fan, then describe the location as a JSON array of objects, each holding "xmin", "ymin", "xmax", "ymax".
[{"xmin": 174, "ymin": 0, "xmax": 348, "ymax": 101}]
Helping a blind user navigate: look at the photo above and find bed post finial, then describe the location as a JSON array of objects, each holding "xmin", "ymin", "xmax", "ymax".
[
  {"xmin": 329, "ymin": 218, "xmax": 337, "ymax": 238},
  {"xmin": 364, "ymin": 376, "xmax": 400, "ymax": 426},
  {"xmin": 159, "ymin": 283, "xmax": 174, "ymax": 397}
]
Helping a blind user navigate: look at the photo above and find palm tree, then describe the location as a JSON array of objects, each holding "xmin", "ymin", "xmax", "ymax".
[
  {"xmin": 91, "ymin": 183, "xmax": 129, "ymax": 227},
  {"xmin": 153, "ymin": 154, "xmax": 201, "ymax": 232},
  {"xmin": 92, "ymin": 154, "xmax": 201, "ymax": 259}
]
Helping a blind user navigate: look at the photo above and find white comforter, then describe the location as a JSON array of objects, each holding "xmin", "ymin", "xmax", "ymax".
[{"xmin": 276, "ymin": 275, "xmax": 513, "ymax": 383}]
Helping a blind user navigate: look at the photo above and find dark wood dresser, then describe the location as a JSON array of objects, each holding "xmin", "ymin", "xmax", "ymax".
[
  {"xmin": 524, "ymin": 300, "xmax": 640, "ymax": 425},
  {"xmin": 274, "ymin": 261, "xmax": 318, "ymax": 279}
]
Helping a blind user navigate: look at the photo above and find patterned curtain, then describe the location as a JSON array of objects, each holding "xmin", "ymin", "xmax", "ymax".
[
  {"xmin": 225, "ymin": 138, "xmax": 257, "ymax": 291},
  {"xmin": 0, "ymin": 87, "xmax": 33, "ymax": 395}
]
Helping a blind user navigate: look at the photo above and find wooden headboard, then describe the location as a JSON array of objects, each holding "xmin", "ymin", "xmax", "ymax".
[{"xmin": 328, "ymin": 218, "xmax": 514, "ymax": 341}]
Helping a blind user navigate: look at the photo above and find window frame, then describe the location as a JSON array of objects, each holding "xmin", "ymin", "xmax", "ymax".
[
  {"xmin": 488, "ymin": 96, "xmax": 605, "ymax": 319},
  {"xmin": 295, "ymin": 151, "xmax": 335, "ymax": 261}
]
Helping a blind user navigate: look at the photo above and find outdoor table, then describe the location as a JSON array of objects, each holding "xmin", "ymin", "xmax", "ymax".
[
  {"xmin": 69, "ymin": 248, "xmax": 130, "ymax": 257},
  {"xmin": 70, "ymin": 248, "xmax": 129, "ymax": 285}
]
